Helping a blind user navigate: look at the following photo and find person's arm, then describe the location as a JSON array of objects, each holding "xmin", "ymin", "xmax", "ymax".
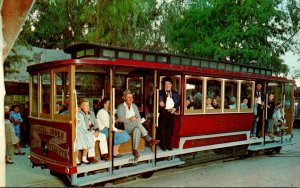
[
  {"xmin": 90, "ymin": 112, "xmax": 99, "ymax": 132},
  {"xmin": 117, "ymin": 105, "xmax": 131, "ymax": 124},
  {"xmin": 173, "ymin": 92, "xmax": 179, "ymax": 111}
]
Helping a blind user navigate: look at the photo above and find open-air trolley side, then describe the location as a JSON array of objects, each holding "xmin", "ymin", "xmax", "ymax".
[{"xmin": 27, "ymin": 43, "xmax": 295, "ymax": 186}]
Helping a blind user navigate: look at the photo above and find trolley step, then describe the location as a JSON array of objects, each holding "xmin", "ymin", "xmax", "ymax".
[{"xmin": 72, "ymin": 158, "xmax": 185, "ymax": 186}]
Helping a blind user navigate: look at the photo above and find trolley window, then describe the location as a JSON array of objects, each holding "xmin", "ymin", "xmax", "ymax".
[
  {"xmin": 127, "ymin": 77, "xmax": 143, "ymax": 112},
  {"xmin": 240, "ymin": 81, "xmax": 254, "ymax": 112},
  {"xmin": 31, "ymin": 74, "xmax": 38, "ymax": 116},
  {"xmin": 285, "ymin": 83, "xmax": 293, "ymax": 108},
  {"xmin": 55, "ymin": 71, "xmax": 70, "ymax": 116},
  {"xmin": 224, "ymin": 81, "xmax": 238, "ymax": 112},
  {"xmin": 75, "ymin": 71, "xmax": 104, "ymax": 114},
  {"xmin": 41, "ymin": 73, "xmax": 51, "ymax": 116},
  {"xmin": 206, "ymin": 79, "xmax": 221, "ymax": 113},
  {"xmin": 184, "ymin": 76, "xmax": 203, "ymax": 114}
]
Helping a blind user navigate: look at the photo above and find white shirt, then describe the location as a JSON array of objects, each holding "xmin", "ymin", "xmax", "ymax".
[
  {"xmin": 165, "ymin": 91, "xmax": 175, "ymax": 110},
  {"xmin": 124, "ymin": 102, "xmax": 135, "ymax": 119},
  {"xmin": 96, "ymin": 109, "xmax": 118, "ymax": 132}
]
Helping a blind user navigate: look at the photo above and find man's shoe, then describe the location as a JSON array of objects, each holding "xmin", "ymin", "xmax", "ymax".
[
  {"xmin": 132, "ymin": 150, "xmax": 140, "ymax": 158},
  {"xmin": 101, "ymin": 154, "xmax": 109, "ymax": 161},
  {"xmin": 147, "ymin": 139, "xmax": 160, "ymax": 145},
  {"xmin": 88, "ymin": 157, "xmax": 98, "ymax": 164},
  {"xmin": 159, "ymin": 144, "xmax": 166, "ymax": 151},
  {"xmin": 166, "ymin": 146, "xmax": 173, "ymax": 151}
]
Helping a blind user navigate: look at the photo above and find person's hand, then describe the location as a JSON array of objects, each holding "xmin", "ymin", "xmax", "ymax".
[
  {"xmin": 117, "ymin": 129, "xmax": 124, "ymax": 133},
  {"xmin": 159, "ymin": 101, "xmax": 165, "ymax": 108},
  {"xmin": 129, "ymin": 116, "xmax": 137, "ymax": 122},
  {"xmin": 169, "ymin": 108, "xmax": 176, "ymax": 114}
]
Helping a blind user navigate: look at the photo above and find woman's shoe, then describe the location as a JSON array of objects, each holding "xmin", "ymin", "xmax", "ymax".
[
  {"xmin": 6, "ymin": 160, "xmax": 14, "ymax": 164},
  {"xmin": 14, "ymin": 152, "xmax": 19, "ymax": 155},
  {"xmin": 113, "ymin": 154, "xmax": 123, "ymax": 158}
]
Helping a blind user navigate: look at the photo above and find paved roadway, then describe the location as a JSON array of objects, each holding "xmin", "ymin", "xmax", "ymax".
[{"xmin": 6, "ymin": 128, "xmax": 300, "ymax": 187}]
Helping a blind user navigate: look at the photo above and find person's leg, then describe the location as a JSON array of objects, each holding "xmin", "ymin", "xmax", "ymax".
[
  {"xmin": 98, "ymin": 133, "xmax": 108, "ymax": 155},
  {"xmin": 100, "ymin": 127, "xmax": 109, "ymax": 139},
  {"xmin": 166, "ymin": 113, "xmax": 174, "ymax": 149},
  {"xmin": 114, "ymin": 132, "xmax": 130, "ymax": 145},
  {"xmin": 132, "ymin": 127, "xmax": 141, "ymax": 150},
  {"xmin": 87, "ymin": 133, "xmax": 96, "ymax": 158},
  {"xmin": 158, "ymin": 111, "xmax": 167, "ymax": 149},
  {"xmin": 82, "ymin": 149, "xmax": 89, "ymax": 163}
]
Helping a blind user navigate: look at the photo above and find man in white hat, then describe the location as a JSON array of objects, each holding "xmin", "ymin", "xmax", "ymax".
[{"xmin": 117, "ymin": 89, "xmax": 159, "ymax": 158}]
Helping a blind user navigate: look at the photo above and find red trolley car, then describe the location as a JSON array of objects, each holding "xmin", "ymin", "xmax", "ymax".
[{"xmin": 27, "ymin": 43, "xmax": 295, "ymax": 186}]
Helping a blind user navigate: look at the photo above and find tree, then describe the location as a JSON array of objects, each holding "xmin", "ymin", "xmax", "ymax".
[{"xmin": 162, "ymin": 0, "xmax": 299, "ymax": 74}]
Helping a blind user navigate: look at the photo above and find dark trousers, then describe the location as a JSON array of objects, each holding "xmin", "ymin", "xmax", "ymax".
[
  {"xmin": 256, "ymin": 105, "xmax": 263, "ymax": 137},
  {"xmin": 158, "ymin": 110, "xmax": 174, "ymax": 148}
]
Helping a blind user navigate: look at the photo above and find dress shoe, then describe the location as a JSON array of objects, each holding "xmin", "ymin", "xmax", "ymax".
[
  {"xmin": 166, "ymin": 146, "xmax": 173, "ymax": 151},
  {"xmin": 6, "ymin": 160, "xmax": 14, "ymax": 164},
  {"xmin": 147, "ymin": 139, "xmax": 160, "ymax": 145},
  {"xmin": 88, "ymin": 157, "xmax": 98, "ymax": 164},
  {"xmin": 113, "ymin": 154, "xmax": 123, "ymax": 158},
  {"xmin": 14, "ymin": 152, "xmax": 19, "ymax": 155},
  {"xmin": 132, "ymin": 150, "xmax": 140, "ymax": 158},
  {"xmin": 101, "ymin": 154, "xmax": 109, "ymax": 161},
  {"xmin": 159, "ymin": 144, "xmax": 166, "ymax": 151}
]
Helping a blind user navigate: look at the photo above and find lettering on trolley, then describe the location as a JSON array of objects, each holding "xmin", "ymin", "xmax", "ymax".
[{"xmin": 31, "ymin": 124, "xmax": 69, "ymax": 159}]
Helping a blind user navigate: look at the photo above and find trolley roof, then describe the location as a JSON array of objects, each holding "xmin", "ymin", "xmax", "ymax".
[{"xmin": 27, "ymin": 42, "xmax": 293, "ymax": 83}]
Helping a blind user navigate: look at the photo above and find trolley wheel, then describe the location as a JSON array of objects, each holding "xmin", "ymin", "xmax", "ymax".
[
  {"xmin": 265, "ymin": 149, "xmax": 274, "ymax": 155},
  {"xmin": 141, "ymin": 171, "xmax": 155, "ymax": 179},
  {"xmin": 273, "ymin": 146, "xmax": 282, "ymax": 154}
]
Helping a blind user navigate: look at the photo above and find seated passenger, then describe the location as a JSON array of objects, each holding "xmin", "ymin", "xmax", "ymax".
[
  {"xmin": 240, "ymin": 98, "xmax": 249, "ymax": 109},
  {"xmin": 273, "ymin": 102, "xmax": 287, "ymax": 135},
  {"xmin": 206, "ymin": 97, "xmax": 214, "ymax": 109},
  {"xmin": 96, "ymin": 97, "xmax": 130, "ymax": 158},
  {"xmin": 228, "ymin": 96, "xmax": 237, "ymax": 109},
  {"xmin": 75, "ymin": 106, "xmax": 94, "ymax": 165},
  {"xmin": 211, "ymin": 98, "xmax": 220, "ymax": 109},
  {"xmin": 117, "ymin": 89, "xmax": 159, "ymax": 159},
  {"xmin": 79, "ymin": 98, "xmax": 109, "ymax": 163},
  {"xmin": 186, "ymin": 95, "xmax": 195, "ymax": 109},
  {"xmin": 194, "ymin": 88, "xmax": 202, "ymax": 109}
]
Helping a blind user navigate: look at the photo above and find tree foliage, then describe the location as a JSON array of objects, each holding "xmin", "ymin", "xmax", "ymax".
[
  {"xmin": 163, "ymin": 0, "xmax": 299, "ymax": 75},
  {"xmin": 9, "ymin": 0, "xmax": 300, "ymax": 76}
]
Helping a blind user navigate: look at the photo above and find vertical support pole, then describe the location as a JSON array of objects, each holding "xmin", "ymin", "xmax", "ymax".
[
  {"xmin": 109, "ymin": 67, "xmax": 114, "ymax": 173},
  {"xmin": 261, "ymin": 81, "xmax": 267, "ymax": 143},
  {"xmin": 70, "ymin": 65, "xmax": 76, "ymax": 167},
  {"xmin": 152, "ymin": 70, "xmax": 157, "ymax": 154}
]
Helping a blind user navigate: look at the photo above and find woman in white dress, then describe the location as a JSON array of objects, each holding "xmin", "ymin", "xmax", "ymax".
[{"xmin": 75, "ymin": 106, "xmax": 94, "ymax": 165}]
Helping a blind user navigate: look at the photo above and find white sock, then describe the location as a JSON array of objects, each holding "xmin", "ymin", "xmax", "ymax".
[
  {"xmin": 76, "ymin": 158, "xmax": 80, "ymax": 164},
  {"xmin": 82, "ymin": 156, "xmax": 89, "ymax": 163}
]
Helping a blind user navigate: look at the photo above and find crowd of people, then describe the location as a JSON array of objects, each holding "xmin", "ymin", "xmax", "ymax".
[
  {"xmin": 5, "ymin": 79, "xmax": 288, "ymax": 165},
  {"xmin": 250, "ymin": 83, "xmax": 288, "ymax": 139},
  {"xmin": 4, "ymin": 104, "xmax": 29, "ymax": 165}
]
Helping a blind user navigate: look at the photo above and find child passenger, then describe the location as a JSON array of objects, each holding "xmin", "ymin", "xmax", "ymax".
[
  {"xmin": 75, "ymin": 106, "xmax": 94, "ymax": 165},
  {"xmin": 240, "ymin": 98, "xmax": 249, "ymax": 109}
]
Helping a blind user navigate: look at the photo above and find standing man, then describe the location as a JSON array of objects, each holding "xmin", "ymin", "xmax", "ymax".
[
  {"xmin": 158, "ymin": 77, "xmax": 179, "ymax": 151},
  {"xmin": 265, "ymin": 93, "xmax": 275, "ymax": 137},
  {"xmin": 79, "ymin": 98, "xmax": 109, "ymax": 163},
  {"xmin": 254, "ymin": 82, "xmax": 265, "ymax": 138},
  {"xmin": 117, "ymin": 89, "xmax": 159, "ymax": 159}
]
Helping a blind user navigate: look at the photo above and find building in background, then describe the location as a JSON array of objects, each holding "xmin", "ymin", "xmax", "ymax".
[{"xmin": 5, "ymin": 46, "xmax": 70, "ymax": 108}]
